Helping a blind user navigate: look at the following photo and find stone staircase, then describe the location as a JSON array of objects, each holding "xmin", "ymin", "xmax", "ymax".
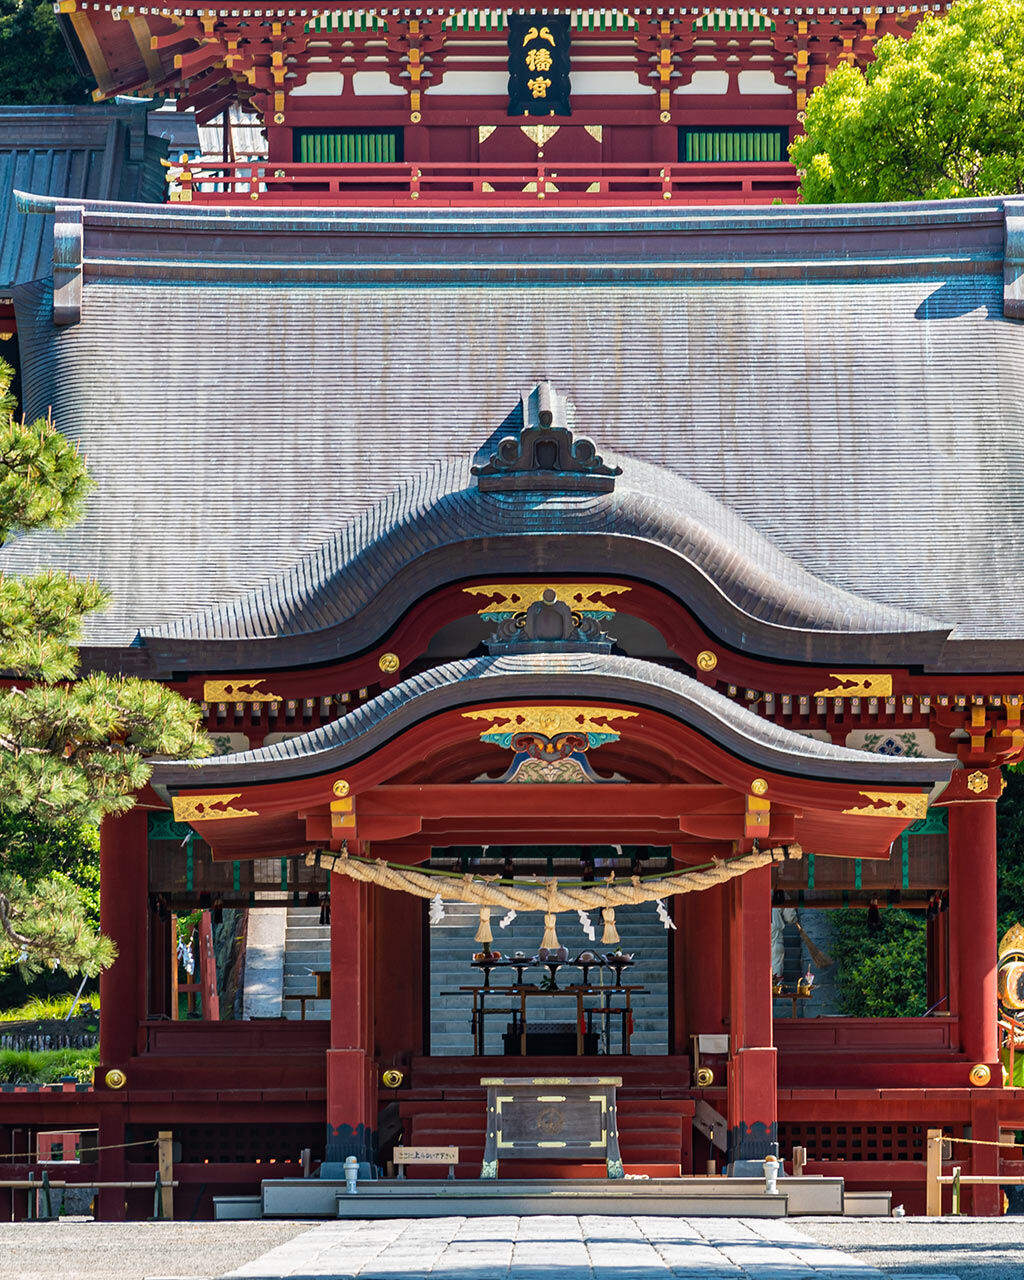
[
  {"xmin": 282, "ymin": 904, "xmax": 331, "ymax": 1020},
  {"xmin": 428, "ymin": 900, "xmax": 669, "ymax": 1056}
]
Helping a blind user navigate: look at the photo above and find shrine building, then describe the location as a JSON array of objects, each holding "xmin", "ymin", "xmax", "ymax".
[{"xmin": 1, "ymin": 2, "xmax": 1024, "ymax": 1221}]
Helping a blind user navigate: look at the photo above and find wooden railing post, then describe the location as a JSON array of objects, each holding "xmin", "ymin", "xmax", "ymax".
[
  {"xmin": 926, "ymin": 1128, "xmax": 943, "ymax": 1216},
  {"xmin": 157, "ymin": 1131, "xmax": 174, "ymax": 1221},
  {"xmin": 792, "ymin": 1145, "xmax": 807, "ymax": 1177}
]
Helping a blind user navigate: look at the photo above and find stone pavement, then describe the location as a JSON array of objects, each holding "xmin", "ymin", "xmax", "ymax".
[{"xmin": 220, "ymin": 1215, "xmax": 909, "ymax": 1280}]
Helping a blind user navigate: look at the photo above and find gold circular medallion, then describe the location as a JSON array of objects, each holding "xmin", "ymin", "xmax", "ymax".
[
  {"xmin": 381, "ymin": 1068, "xmax": 404, "ymax": 1089},
  {"xmin": 969, "ymin": 1062, "xmax": 992, "ymax": 1087},
  {"xmin": 695, "ymin": 1066, "xmax": 714, "ymax": 1088},
  {"xmin": 273, "ymin": 111, "xmax": 285, "ymax": 124},
  {"xmin": 378, "ymin": 652, "xmax": 400, "ymax": 674},
  {"xmin": 696, "ymin": 650, "xmax": 719, "ymax": 672},
  {"xmin": 967, "ymin": 769, "xmax": 989, "ymax": 795},
  {"xmin": 660, "ymin": 110, "xmax": 671, "ymax": 123},
  {"xmin": 750, "ymin": 778, "xmax": 769, "ymax": 797},
  {"xmin": 411, "ymin": 111, "xmax": 422, "ymax": 124},
  {"xmin": 104, "ymin": 1068, "xmax": 127, "ymax": 1090},
  {"xmin": 333, "ymin": 779, "xmax": 350, "ymax": 798}
]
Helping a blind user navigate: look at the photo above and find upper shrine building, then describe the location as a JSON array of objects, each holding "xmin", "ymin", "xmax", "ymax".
[{"xmin": 2, "ymin": 0, "xmax": 1024, "ymax": 1222}]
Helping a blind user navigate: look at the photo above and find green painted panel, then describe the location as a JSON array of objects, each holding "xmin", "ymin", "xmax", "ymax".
[
  {"xmin": 295, "ymin": 130, "xmax": 400, "ymax": 164},
  {"xmin": 680, "ymin": 127, "xmax": 786, "ymax": 164}
]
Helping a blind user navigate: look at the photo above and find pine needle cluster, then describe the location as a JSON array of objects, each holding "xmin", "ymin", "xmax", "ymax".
[{"xmin": 0, "ymin": 358, "xmax": 211, "ymax": 975}]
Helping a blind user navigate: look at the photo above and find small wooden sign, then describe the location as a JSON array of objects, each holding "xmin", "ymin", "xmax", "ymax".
[{"xmin": 393, "ymin": 1147, "xmax": 459, "ymax": 1164}]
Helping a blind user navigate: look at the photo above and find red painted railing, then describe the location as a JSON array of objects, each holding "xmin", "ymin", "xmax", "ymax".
[{"xmin": 173, "ymin": 159, "xmax": 800, "ymax": 207}]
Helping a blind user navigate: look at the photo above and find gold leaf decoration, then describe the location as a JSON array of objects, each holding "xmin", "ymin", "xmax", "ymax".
[
  {"xmin": 464, "ymin": 705, "xmax": 637, "ymax": 741},
  {"xmin": 172, "ymin": 793, "xmax": 259, "ymax": 822},
  {"xmin": 813, "ymin": 674, "xmax": 894, "ymax": 699},
  {"xmin": 203, "ymin": 678, "xmax": 282, "ymax": 703},
  {"xmin": 841, "ymin": 791, "xmax": 929, "ymax": 820},
  {"xmin": 463, "ymin": 583, "xmax": 630, "ymax": 613}
]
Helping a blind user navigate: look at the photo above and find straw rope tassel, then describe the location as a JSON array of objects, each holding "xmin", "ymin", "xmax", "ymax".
[
  {"xmin": 541, "ymin": 912, "xmax": 561, "ymax": 951},
  {"xmin": 602, "ymin": 906, "xmax": 619, "ymax": 945},
  {"xmin": 475, "ymin": 906, "xmax": 493, "ymax": 945}
]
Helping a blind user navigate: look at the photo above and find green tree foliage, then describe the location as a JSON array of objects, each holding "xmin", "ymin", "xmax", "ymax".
[
  {"xmin": 0, "ymin": 0, "xmax": 89, "ymax": 105},
  {"xmin": 790, "ymin": 0, "xmax": 1024, "ymax": 203},
  {"xmin": 830, "ymin": 908, "xmax": 928, "ymax": 1017},
  {"xmin": 0, "ymin": 358, "xmax": 211, "ymax": 977}
]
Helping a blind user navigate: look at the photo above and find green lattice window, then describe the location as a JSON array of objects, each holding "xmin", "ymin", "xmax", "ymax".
[
  {"xmin": 293, "ymin": 129, "xmax": 404, "ymax": 163},
  {"xmin": 679, "ymin": 127, "xmax": 788, "ymax": 163}
]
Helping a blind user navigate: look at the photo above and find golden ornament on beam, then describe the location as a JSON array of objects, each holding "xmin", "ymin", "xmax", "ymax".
[
  {"xmin": 333, "ymin": 779, "xmax": 350, "ymax": 798},
  {"xmin": 378, "ymin": 652, "xmax": 401, "ymax": 673},
  {"xmin": 696, "ymin": 650, "xmax": 718, "ymax": 672},
  {"xmin": 750, "ymin": 778, "xmax": 769, "ymax": 797},
  {"xmin": 694, "ymin": 1067, "xmax": 714, "ymax": 1088},
  {"xmin": 968, "ymin": 1063, "xmax": 992, "ymax": 1087},
  {"xmin": 104, "ymin": 1069, "xmax": 127, "ymax": 1090},
  {"xmin": 381, "ymin": 1068, "xmax": 405, "ymax": 1089}
]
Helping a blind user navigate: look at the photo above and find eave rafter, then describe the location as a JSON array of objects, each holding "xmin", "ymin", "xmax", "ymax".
[
  {"xmin": 56, "ymin": 2, "xmax": 942, "ymax": 118},
  {"xmin": 155, "ymin": 658, "xmax": 948, "ymax": 863}
]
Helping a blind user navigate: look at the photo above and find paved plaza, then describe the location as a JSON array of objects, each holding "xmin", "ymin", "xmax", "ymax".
[{"xmin": 3, "ymin": 1215, "xmax": 1024, "ymax": 1280}]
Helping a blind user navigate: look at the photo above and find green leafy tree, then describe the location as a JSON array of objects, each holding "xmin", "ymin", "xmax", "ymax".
[
  {"xmin": 790, "ymin": 0, "xmax": 1024, "ymax": 203},
  {"xmin": 0, "ymin": 358, "xmax": 210, "ymax": 977},
  {"xmin": 0, "ymin": 0, "xmax": 89, "ymax": 105},
  {"xmin": 830, "ymin": 908, "xmax": 928, "ymax": 1017}
]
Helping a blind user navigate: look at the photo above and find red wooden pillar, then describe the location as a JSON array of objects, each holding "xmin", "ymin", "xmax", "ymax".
[
  {"xmin": 967, "ymin": 1093, "xmax": 1002, "ymax": 1217},
  {"xmin": 99, "ymin": 807, "xmax": 149, "ymax": 1070},
  {"xmin": 948, "ymin": 801, "xmax": 999, "ymax": 1065},
  {"xmin": 726, "ymin": 865, "xmax": 777, "ymax": 1170},
  {"xmin": 325, "ymin": 873, "xmax": 376, "ymax": 1169},
  {"xmin": 679, "ymin": 881, "xmax": 727, "ymax": 1047}
]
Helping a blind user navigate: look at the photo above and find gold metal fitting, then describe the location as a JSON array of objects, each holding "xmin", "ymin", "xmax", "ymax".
[
  {"xmin": 333, "ymin": 779, "xmax": 350, "ymax": 798},
  {"xmin": 660, "ymin": 110, "xmax": 671, "ymax": 123},
  {"xmin": 969, "ymin": 1063, "xmax": 992, "ymax": 1087},
  {"xmin": 695, "ymin": 1067, "xmax": 714, "ymax": 1088},
  {"xmin": 750, "ymin": 778, "xmax": 769, "ymax": 797},
  {"xmin": 378, "ymin": 652, "xmax": 401, "ymax": 674},
  {"xmin": 104, "ymin": 1068, "xmax": 127, "ymax": 1090},
  {"xmin": 696, "ymin": 650, "xmax": 718, "ymax": 672},
  {"xmin": 382, "ymin": 1068, "xmax": 405, "ymax": 1089}
]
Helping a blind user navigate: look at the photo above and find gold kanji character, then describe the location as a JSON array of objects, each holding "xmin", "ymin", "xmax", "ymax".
[
  {"xmin": 527, "ymin": 76, "xmax": 551, "ymax": 99},
  {"xmin": 525, "ymin": 48, "xmax": 553, "ymax": 72},
  {"xmin": 523, "ymin": 25, "xmax": 555, "ymax": 46}
]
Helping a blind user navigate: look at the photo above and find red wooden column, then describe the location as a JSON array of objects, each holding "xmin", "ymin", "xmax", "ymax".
[
  {"xmin": 679, "ymin": 881, "xmax": 728, "ymax": 1048},
  {"xmin": 948, "ymin": 801, "xmax": 999, "ymax": 1065},
  {"xmin": 325, "ymin": 872, "xmax": 377, "ymax": 1170},
  {"xmin": 725, "ymin": 864, "xmax": 777, "ymax": 1171},
  {"xmin": 99, "ymin": 806, "xmax": 149, "ymax": 1070}
]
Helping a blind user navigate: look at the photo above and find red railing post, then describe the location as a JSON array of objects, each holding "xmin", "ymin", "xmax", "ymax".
[
  {"xmin": 410, "ymin": 166, "xmax": 421, "ymax": 202},
  {"xmin": 661, "ymin": 166, "xmax": 673, "ymax": 203}
]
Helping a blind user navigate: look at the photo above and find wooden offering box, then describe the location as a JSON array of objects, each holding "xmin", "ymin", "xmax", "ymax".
[{"xmin": 480, "ymin": 1077, "xmax": 624, "ymax": 1179}]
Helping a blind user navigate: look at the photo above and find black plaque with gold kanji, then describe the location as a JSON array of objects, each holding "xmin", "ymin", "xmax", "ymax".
[{"xmin": 507, "ymin": 13, "xmax": 571, "ymax": 117}]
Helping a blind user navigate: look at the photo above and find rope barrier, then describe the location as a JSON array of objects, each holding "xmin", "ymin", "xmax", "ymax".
[
  {"xmin": 945, "ymin": 1135, "xmax": 1022, "ymax": 1148},
  {"xmin": 1, "ymin": 1137, "xmax": 158, "ymax": 1163},
  {"xmin": 307, "ymin": 842, "xmax": 800, "ymax": 912}
]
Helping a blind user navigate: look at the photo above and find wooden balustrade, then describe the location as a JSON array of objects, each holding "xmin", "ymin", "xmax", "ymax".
[{"xmin": 171, "ymin": 160, "xmax": 799, "ymax": 208}]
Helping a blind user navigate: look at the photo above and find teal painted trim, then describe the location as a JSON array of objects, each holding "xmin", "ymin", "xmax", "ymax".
[
  {"xmin": 854, "ymin": 858, "xmax": 862, "ymax": 890},
  {"xmin": 232, "ymin": 860, "xmax": 241, "ymax": 892},
  {"xmin": 147, "ymin": 811, "xmax": 192, "ymax": 841},
  {"xmin": 901, "ymin": 832, "xmax": 910, "ymax": 889},
  {"xmin": 807, "ymin": 853, "xmax": 815, "ymax": 889},
  {"xmin": 280, "ymin": 857, "xmax": 288, "ymax": 891},
  {"xmin": 909, "ymin": 808, "xmax": 949, "ymax": 835},
  {"xmin": 186, "ymin": 834, "xmax": 194, "ymax": 892}
]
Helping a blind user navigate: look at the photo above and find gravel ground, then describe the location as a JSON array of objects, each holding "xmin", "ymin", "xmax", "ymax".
[
  {"xmin": 800, "ymin": 1217, "xmax": 1024, "ymax": 1280},
  {"xmin": 0, "ymin": 1220, "xmax": 308, "ymax": 1280}
]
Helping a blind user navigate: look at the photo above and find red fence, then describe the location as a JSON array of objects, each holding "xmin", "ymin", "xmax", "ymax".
[{"xmin": 175, "ymin": 159, "xmax": 800, "ymax": 207}]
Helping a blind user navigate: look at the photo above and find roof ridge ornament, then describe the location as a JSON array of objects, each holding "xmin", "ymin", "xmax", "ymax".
[{"xmin": 472, "ymin": 380, "xmax": 621, "ymax": 493}]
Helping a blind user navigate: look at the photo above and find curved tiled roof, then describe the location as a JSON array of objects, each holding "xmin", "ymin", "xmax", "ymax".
[
  {"xmin": 5, "ymin": 197, "xmax": 1024, "ymax": 670},
  {"xmin": 152, "ymin": 652, "xmax": 953, "ymax": 790}
]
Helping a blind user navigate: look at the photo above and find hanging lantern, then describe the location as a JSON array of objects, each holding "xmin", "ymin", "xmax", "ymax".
[
  {"xmin": 541, "ymin": 912, "xmax": 561, "ymax": 951},
  {"xmin": 475, "ymin": 906, "xmax": 493, "ymax": 945},
  {"xmin": 602, "ymin": 906, "xmax": 619, "ymax": 945}
]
